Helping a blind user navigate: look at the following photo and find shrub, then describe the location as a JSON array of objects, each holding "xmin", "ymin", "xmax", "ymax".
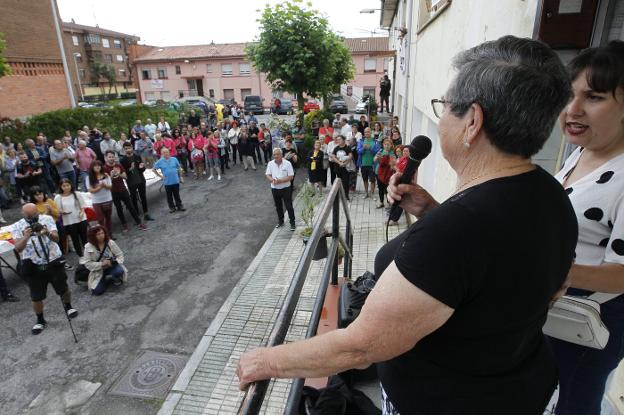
[
  {"xmin": 0, "ymin": 105, "xmax": 178, "ymax": 142},
  {"xmin": 303, "ymin": 108, "xmax": 334, "ymax": 135}
]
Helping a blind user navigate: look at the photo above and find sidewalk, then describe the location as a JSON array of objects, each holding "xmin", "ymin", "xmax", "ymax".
[{"xmin": 159, "ymin": 188, "xmax": 408, "ymax": 415}]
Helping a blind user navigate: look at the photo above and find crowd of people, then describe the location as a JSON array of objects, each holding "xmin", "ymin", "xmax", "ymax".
[{"xmin": 0, "ymin": 106, "xmax": 403, "ymax": 336}]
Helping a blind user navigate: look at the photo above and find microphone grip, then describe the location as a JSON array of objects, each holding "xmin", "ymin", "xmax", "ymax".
[{"xmin": 388, "ymin": 159, "xmax": 420, "ymax": 222}]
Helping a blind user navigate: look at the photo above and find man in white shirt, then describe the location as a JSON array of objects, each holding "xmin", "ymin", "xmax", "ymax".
[
  {"xmin": 144, "ymin": 118, "xmax": 157, "ymax": 140},
  {"xmin": 339, "ymin": 118, "xmax": 351, "ymax": 137},
  {"xmin": 265, "ymin": 148, "xmax": 296, "ymax": 231},
  {"xmin": 14, "ymin": 204, "xmax": 78, "ymax": 335}
]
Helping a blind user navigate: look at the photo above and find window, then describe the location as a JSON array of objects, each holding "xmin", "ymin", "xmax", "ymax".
[
  {"xmin": 103, "ymin": 54, "xmax": 113, "ymax": 63},
  {"xmin": 72, "ymin": 35, "xmax": 79, "ymax": 46},
  {"xmin": 384, "ymin": 57, "xmax": 391, "ymax": 71},
  {"xmin": 241, "ymin": 88, "xmax": 252, "ymax": 100},
  {"xmin": 78, "ymin": 69, "xmax": 86, "ymax": 79},
  {"xmin": 119, "ymin": 69, "xmax": 126, "ymax": 76},
  {"xmin": 364, "ymin": 58, "xmax": 377, "ymax": 72},
  {"xmin": 116, "ymin": 55, "xmax": 124, "ymax": 62},
  {"xmin": 206, "ymin": 64, "xmax": 213, "ymax": 73},
  {"xmin": 145, "ymin": 92, "xmax": 156, "ymax": 101},
  {"xmin": 223, "ymin": 89, "xmax": 234, "ymax": 100},
  {"xmin": 209, "ymin": 89, "xmax": 215, "ymax": 98},
  {"xmin": 160, "ymin": 91, "xmax": 171, "ymax": 101},
  {"xmin": 239, "ymin": 62, "xmax": 251, "ymax": 75},
  {"xmin": 142, "ymin": 69, "xmax": 152, "ymax": 80},
  {"xmin": 85, "ymin": 33, "xmax": 101, "ymax": 44},
  {"xmin": 221, "ymin": 63, "xmax": 233, "ymax": 76},
  {"xmin": 363, "ymin": 87, "xmax": 376, "ymax": 98},
  {"xmin": 113, "ymin": 39, "xmax": 122, "ymax": 49},
  {"xmin": 417, "ymin": 0, "xmax": 452, "ymax": 33},
  {"xmin": 102, "ymin": 38, "xmax": 110, "ymax": 48},
  {"xmin": 175, "ymin": 65, "xmax": 181, "ymax": 75},
  {"xmin": 157, "ymin": 68, "xmax": 167, "ymax": 79},
  {"xmin": 74, "ymin": 53, "xmax": 82, "ymax": 63}
]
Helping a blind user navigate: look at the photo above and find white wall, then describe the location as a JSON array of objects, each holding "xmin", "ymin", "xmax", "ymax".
[{"xmin": 406, "ymin": 0, "xmax": 540, "ymax": 201}]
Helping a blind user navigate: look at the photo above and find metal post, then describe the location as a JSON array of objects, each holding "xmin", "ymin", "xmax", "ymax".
[
  {"xmin": 332, "ymin": 188, "xmax": 340, "ymax": 286},
  {"xmin": 73, "ymin": 53, "xmax": 84, "ymax": 101},
  {"xmin": 344, "ymin": 218, "xmax": 351, "ymax": 280}
]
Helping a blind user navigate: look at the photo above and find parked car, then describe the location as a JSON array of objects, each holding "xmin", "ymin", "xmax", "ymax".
[
  {"xmin": 118, "ymin": 99, "xmax": 137, "ymax": 107},
  {"xmin": 303, "ymin": 99, "xmax": 320, "ymax": 114},
  {"xmin": 271, "ymin": 99, "xmax": 294, "ymax": 115},
  {"xmin": 244, "ymin": 95, "xmax": 264, "ymax": 115},
  {"xmin": 355, "ymin": 95, "xmax": 377, "ymax": 115},
  {"xmin": 143, "ymin": 100, "xmax": 158, "ymax": 107},
  {"xmin": 328, "ymin": 95, "xmax": 348, "ymax": 114},
  {"xmin": 218, "ymin": 98, "xmax": 237, "ymax": 107},
  {"xmin": 78, "ymin": 102, "xmax": 95, "ymax": 108}
]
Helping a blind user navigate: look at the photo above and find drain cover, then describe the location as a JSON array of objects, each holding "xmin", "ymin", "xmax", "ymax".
[{"xmin": 109, "ymin": 351, "xmax": 187, "ymax": 399}]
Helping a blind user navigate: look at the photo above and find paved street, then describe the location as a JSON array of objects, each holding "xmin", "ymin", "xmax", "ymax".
[{"xmin": 0, "ymin": 162, "xmax": 303, "ymax": 415}]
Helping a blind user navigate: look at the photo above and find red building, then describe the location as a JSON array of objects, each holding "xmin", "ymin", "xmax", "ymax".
[{"xmin": 0, "ymin": 0, "xmax": 74, "ymax": 119}]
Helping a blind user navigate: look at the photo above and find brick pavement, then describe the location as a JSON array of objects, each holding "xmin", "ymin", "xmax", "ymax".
[{"xmin": 158, "ymin": 186, "xmax": 408, "ymax": 415}]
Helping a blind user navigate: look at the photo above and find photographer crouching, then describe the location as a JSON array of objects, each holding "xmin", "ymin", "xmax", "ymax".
[{"xmin": 14, "ymin": 203, "xmax": 78, "ymax": 335}]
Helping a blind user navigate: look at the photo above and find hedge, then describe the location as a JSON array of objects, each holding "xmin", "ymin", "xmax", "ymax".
[{"xmin": 0, "ymin": 105, "xmax": 178, "ymax": 143}]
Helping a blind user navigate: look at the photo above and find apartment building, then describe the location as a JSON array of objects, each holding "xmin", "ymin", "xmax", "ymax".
[
  {"xmin": 62, "ymin": 21, "xmax": 139, "ymax": 100},
  {"xmin": 0, "ymin": 0, "xmax": 73, "ymax": 118},
  {"xmin": 133, "ymin": 37, "xmax": 393, "ymax": 106}
]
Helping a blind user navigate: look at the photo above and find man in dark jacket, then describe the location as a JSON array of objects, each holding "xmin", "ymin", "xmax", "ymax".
[
  {"xmin": 379, "ymin": 74, "xmax": 391, "ymax": 113},
  {"xmin": 120, "ymin": 143, "xmax": 153, "ymax": 222}
]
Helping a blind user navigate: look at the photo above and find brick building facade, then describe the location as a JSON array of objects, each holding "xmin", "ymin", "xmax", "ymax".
[
  {"xmin": 62, "ymin": 22, "xmax": 139, "ymax": 101},
  {"xmin": 0, "ymin": 0, "xmax": 72, "ymax": 119}
]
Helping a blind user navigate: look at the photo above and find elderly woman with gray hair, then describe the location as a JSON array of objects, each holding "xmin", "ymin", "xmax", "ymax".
[{"xmin": 237, "ymin": 36, "xmax": 578, "ymax": 414}]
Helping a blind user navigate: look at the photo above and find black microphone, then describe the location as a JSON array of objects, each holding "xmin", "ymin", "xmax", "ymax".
[{"xmin": 388, "ymin": 135, "xmax": 432, "ymax": 222}]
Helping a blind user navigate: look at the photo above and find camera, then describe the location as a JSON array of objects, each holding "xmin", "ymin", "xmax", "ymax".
[{"xmin": 25, "ymin": 217, "xmax": 44, "ymax": 234}]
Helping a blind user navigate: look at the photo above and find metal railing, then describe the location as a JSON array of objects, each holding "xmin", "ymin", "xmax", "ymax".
[{"xmin": 238, "ymin": 179, "xmax": 354, "ymax": 415}]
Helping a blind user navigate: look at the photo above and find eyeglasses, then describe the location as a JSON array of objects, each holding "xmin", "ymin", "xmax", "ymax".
[{"xmin": 431, "ymin": 98, "xmax": 450, "ymax": 119}]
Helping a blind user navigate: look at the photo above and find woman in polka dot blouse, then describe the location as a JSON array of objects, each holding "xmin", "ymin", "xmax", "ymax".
[{"xmin": 550, "ymin": 41, "xmax": 624, "ymax": 415}]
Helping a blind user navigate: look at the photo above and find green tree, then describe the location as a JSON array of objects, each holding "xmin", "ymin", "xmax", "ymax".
[
  {"xmin": 90, "ymin": 62, "xmax": 107, "ymax": 96},
  {"xmin": 0, "ymin": 32, "xmax": 11, "ymax": 77},
  {"xmin": 246, "ymin": 0, "xmax": 354, "ymax": 119},
  {"xmin": 102, "ymin": 64, "xmax": 118, "ymax": 97}
]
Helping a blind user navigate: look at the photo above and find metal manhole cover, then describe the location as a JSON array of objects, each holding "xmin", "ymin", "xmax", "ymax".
[{"xmin": 109, "ymin": 351, "xmax": 188, "ymax": 399}]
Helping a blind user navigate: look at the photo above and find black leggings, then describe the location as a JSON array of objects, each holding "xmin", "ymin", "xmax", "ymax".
[
  {"xmin": 377, "ymin": 177, "xmax": 388, "ymax": 205},
  {"xmin": 262, "ymin": 143, "xmax": 273, "ymax": 165},
  {"xmin": 336, "ymin": 168, "xmax": 350, "ymax": 200},
  {"xmin": 64, "ymin": 221, "xmax": 88, "ymax": 257},
  {"xmin": 176, "ymin": 152, "xmax": 188, "ymax": 173},
  {"xmin": 112, "ymin": 191, "xmax": 141, "ymax": 226},
  {"xmin": 128, "ymin": 182, "xmax": 148, "ymax": 215},
  {"xmin": 231, "ymin": 144, "xmax": 241, "ymax": 163}
]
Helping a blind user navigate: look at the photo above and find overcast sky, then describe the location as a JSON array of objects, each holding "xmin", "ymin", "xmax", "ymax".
[{"xmin": 57, "ymin": 0, "xmax": 387, "ymax": 46}]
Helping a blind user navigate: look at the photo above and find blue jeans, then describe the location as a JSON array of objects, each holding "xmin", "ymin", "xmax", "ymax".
[
  {"xmin": 78, "ymin": 170, "xmax": 88, "ymax": 192},
  {"xmin": 91, "ymin": 264, "xmax": 124, "ymax": 296},
  {"xmin": 549, "ymin": 292, "xmax": 624, "ymax": 414}
]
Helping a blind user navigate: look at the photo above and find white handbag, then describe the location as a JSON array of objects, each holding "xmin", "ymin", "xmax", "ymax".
[{"xmin": 543, "ymin": 293, "xmax": 618, "ymax": 350}]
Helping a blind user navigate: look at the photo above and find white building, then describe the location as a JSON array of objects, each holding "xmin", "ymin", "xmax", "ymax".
[
  {"xmin": 381, "ymin": 0, "xmax": 624, "ymax": 200},
  {"xmin": 380, "ymin": 0, "xmax": 624, "ymax": 411}
]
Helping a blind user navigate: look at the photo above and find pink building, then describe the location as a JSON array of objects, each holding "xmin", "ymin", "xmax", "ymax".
[{"xmin": 132, "ymin": 37, "xmax": 393, "ymax": 108}]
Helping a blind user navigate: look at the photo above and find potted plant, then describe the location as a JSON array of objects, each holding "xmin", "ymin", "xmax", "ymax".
[{"xmin": 300, "ymin": 182, "xmax": 328, "ymax": 260}]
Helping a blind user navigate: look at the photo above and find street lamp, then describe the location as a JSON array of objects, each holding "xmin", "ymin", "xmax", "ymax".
[
  {"xmin": 360, "ymin": 8, "xmax": 380, "ymax": 13},
  {"xmin": 72, "ymin": 53, "xmax": 84, "ymax": 101}
]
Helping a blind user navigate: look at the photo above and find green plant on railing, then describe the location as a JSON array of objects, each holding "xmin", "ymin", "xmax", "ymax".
[{"xmin": 300, "ymin": 181, "xmax": 322, "ymax": 238}]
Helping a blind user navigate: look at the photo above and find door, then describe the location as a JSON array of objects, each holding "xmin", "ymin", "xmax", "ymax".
[
  {"xmin": 196, "ymin": 79, "xmax": 204, "ymax": 97},
  {"xmin": 538, "ymin": 0, "xmax": 600, "ymax": 48}
]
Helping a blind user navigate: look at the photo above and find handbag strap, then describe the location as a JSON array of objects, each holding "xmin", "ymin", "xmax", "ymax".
[
  {"xmin": 588, "ymin": 292, "xmax": 621, "ymax": 304},
  {"xmin": 96, "ymin": 241, "xmax": 109, "ymax": 262}
]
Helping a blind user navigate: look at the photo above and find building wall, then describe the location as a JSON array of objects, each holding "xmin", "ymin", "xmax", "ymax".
[
  {"xmin": 0, "ymin": 0, "xmax": 71, "ymax": 118},
  {"xmin": 136, "ymin": 51, "xmax": 391, "ymax": 108},
  {"xmin": 403, "ymin": 0, "xmax": 539, "ymax": 202},
  {"xmin": 136, "ymin": 57, "xmax": 285, "ymax": 104}
]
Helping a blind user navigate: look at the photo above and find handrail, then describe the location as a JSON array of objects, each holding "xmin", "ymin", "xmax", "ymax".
[{"xmin": 238, "ymin": 180, "xmax": 353, "ymax": 415}]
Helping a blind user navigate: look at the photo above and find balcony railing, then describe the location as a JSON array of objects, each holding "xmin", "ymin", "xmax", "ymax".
[{"xmin": 237, "ymin": 179, "xmax": 354, "ymax": 414}]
